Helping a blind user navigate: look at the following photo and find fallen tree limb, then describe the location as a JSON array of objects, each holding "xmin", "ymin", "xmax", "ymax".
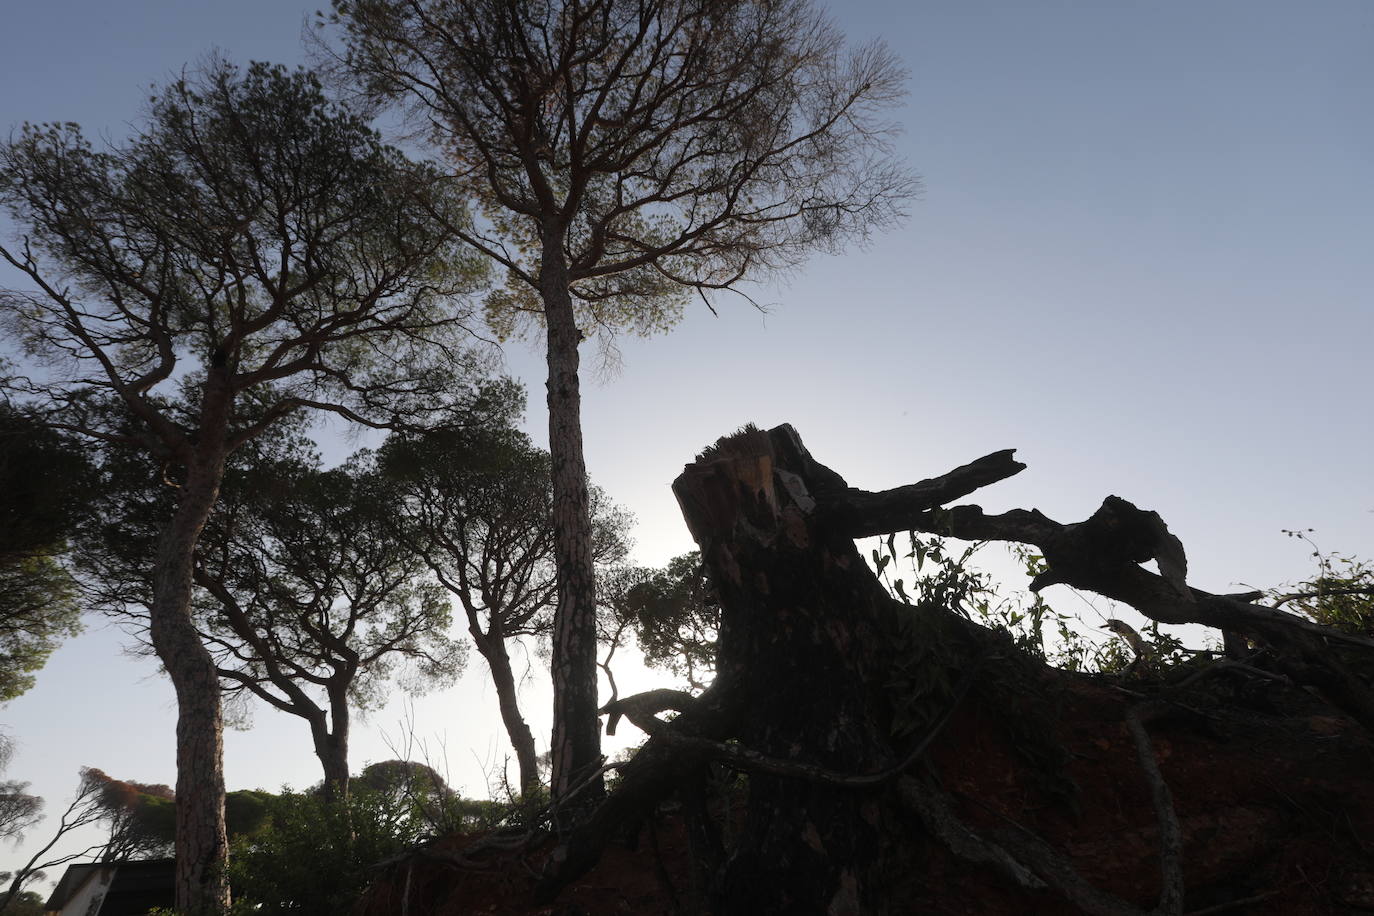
[
  {"xmin": 798, "ymin": 432, "xmax": 1374, "ymax": 731},
  {"xmin": 896, "ymin": 501, "xmax": 1374, "ymax": 652},
  {"xmin": 820, "ymin": 449, "xmax": 1027, "ymax": 539},
  {"xmin": 895, "ymin": 777, "xmax": 1048, "ymax": 892},
  {"xmin": 600, "ymin": 688, "xmax": 698, "ymax": 737},
  {"xmin": 882, "ymin": 501, "xmax": 1374, "ymax": 732},
  {"xmin": 895, "ymin": 700, "xmax": 1186, "ymax": 916}
]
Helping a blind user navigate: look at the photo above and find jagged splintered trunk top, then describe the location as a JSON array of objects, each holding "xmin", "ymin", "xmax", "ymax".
[{"xmin": 668, "ymin": 423, "xmax": 982, "ymax": 913}]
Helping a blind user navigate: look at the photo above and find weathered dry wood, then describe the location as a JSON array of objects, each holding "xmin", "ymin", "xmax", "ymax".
[
  {"xmin": 1125, "ymin": 703, "xmax": 1184, "ymax": 916},
  {"xmin": 729, "ymin": 432, "xmax": 1374, "ymax": 733},
  {"xmin": 600, "ymin": 688, "xmax": 697, "ymax": 736},
  {"xmin": 819, "ymin": 448, "xmax": 1026, "ymax": 538},
  {"xmin": 669, "ymin": 423, "xmax": 907, "ymax": 914},
  {"xmin": 889, "ymin": 499, "xmax": 1374, "ymax": 732},
  {"xmin": 901, "ymin": 501, "xmax": 1374, "ymax": 649},
  {"xmin": 895, "ymin": 777, "xmax": 1049, "ymax": 892},
  {"xmin": 895, "ymin": 700, "xmax": 1187, "ymax": 916}
]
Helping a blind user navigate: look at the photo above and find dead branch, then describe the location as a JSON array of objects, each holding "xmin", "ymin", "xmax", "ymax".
[
  {"xmin": 849, "ymin": 496, "xmax": 1374, "ymax": 733},
  {"xmin": 600, "ymin": 688, "xmax": 697, "ymax": 737},
  {"xmin": 1125, "ymin": 704, "xmax": 1184, "ymax": 916},
  {"xmin": 895, "ymin": 776, "xmax": 1048, "ymax": 891},
  {"xmin": 820, "ymin": 449, "xmax": 1027, "ymax": 538},
  {"xmin": 895, "ymin": 701, "xmax": 1186, "ymax": 916}
]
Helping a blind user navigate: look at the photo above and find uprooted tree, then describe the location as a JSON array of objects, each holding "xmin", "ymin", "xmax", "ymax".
[{"xmin": 372, "ymin": 423, "xmax": 1374, "ymax": 915}]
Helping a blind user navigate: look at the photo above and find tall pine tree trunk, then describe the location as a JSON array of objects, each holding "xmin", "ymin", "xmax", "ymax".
[
  {"xmin": 539, "ymin": 232, "xmax": 603, "ymax": 806},
  {"xmin": 149, "ymin": 418, "xmax": 232, "ymax": 911}
]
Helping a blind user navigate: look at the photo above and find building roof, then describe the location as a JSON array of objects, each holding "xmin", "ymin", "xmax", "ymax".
[
  {"xmin": 43, "ymin": 859, "xmax": 175, "ymax": 915},
  {"xmin": 43, "ymin": 863, "xmax": 109, "ymax": 912}
]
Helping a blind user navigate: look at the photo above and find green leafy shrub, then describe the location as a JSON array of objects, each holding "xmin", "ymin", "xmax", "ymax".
[
  {"xmin": 227, "ymin": 767, "xmax": 521, "ymax": 915},
  {"xmin": 228, "ymin": 787, "xmax": 426, "ymax": 915},
  {"xmin": 871, "ymin": 533, "xmax": 1207, "ymax": 675},
  {"xmin": 1277, "ymin": 530, "xmax": 1374, "ymax": 637}
]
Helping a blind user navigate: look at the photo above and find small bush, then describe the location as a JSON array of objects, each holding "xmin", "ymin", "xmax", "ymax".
[{"xmin": 228, "ymin": 787, "xmax": 427, "ymax": 915}]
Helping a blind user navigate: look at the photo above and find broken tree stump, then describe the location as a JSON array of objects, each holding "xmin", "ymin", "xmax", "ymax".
[{"xmin": 472, "ymin": 424, "xmax": 1374, "ymax": 915}]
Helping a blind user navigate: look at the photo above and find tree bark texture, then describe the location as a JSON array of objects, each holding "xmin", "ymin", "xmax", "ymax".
[
  {"xmin": 198, "ymin": 569, "xmax": 359, "ymax": 804},
  {"xmin": 672, "ymin": 426, "xmax": 905, "ymax": 914},
  {"xmin": 150, "ymin": 459, "xmax": 231, "ymax": 914},
  {"xmin": 481, "ymin": 634, "xmax": 541, "ymax": 798},
  {"xmin": 540, "ymin": 236, "xmax": 603, "ymax": 806},
  {"xmin": 147, "ymin": 372, "xmax": 237, "ymax": 914},
  {"xmin": 313, "ymin": 692, "xmax": 351, "ymax": 804},
  {"xmin": 541, "ymin": 424, "xmax": 942, "ymax": 912},
  {"xmin": 676, "ymin": 425, "xmax": 945, "ymax": 911}
]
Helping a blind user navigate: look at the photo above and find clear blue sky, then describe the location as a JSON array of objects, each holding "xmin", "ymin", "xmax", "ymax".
[{"xmin": 2, "ymin": 0, "xmax": 1371, "ymax": 884}]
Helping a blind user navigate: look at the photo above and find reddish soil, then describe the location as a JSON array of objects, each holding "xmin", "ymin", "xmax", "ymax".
[{"xmin": 357, "ymin": 672, "xmax": 1374, "ymax": 914}]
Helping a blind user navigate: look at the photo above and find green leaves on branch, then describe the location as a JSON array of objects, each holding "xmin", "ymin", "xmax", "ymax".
[
  {"xmin": 869, "ymin": 532, "xmax": 1204, "ymax": 676},
  {"xmin": 202, "ymin": 448, "xmax": 468, "ymax": 714},
  {"xmin": 600, "ymin": 552, "xmax": 719, "ymax": 691},
  {"xmin": 0, "ymin": 58, "xmax": 492, "ymax": 455},
  {"xmin": 1276, "ymin": 529, "xmax": 1374, "ymax": 638},
  {"xmin": 0, "ymin": 404, "xmax": 92, "ymax": 701},
  {"xmin": 0, "ymin": 557, "xmax": 80, "ymax": 702},
  {"xmin": 330, "ymin": 0, "xmax": 916, "ymax": 342},
  {"xmin": 228, "ymin": 764, "xmax": 503, "ymax": 916}
]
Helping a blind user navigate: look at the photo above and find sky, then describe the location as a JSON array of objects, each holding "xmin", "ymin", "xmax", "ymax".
[{"xmin": 1, "ymin": 0, "xmax": 1371, "ymax": 885}]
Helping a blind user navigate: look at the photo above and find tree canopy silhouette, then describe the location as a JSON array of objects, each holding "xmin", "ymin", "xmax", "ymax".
[
  {"xmin": 0, "ymin": 403, "xmax": 91, "ymax": 701},
  {"xmin": 379, "ymin": 418, "xmax": 632, "ymax": 797},
  {"xmin": 0, "ymin": 59, "xmax": 490, "ymax": 912},
  {"xmin": 327, "ymin": 0, "xmax": 916, "ymax": 801}
]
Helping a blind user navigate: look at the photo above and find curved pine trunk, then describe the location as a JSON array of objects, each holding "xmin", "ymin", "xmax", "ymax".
[
  {"xmin": 313, "ymin": 698, "xmax": 351, "ymax": 804},
  {"xmin": 540, "ymin": 234, "xmax": 602, "ymax": 806},
  {"xmin": 483, "ymin": 636, "xmax": 541, "ymax": 798},
  {"xmin": 150, "ymin": 455, "xmax": 231, "ymax": 914}
]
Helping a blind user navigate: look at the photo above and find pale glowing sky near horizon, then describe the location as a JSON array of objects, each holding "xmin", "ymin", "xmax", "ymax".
[{"xmin": 1, "ymin": 0, "xmax": 1371, "ymax": 884}]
